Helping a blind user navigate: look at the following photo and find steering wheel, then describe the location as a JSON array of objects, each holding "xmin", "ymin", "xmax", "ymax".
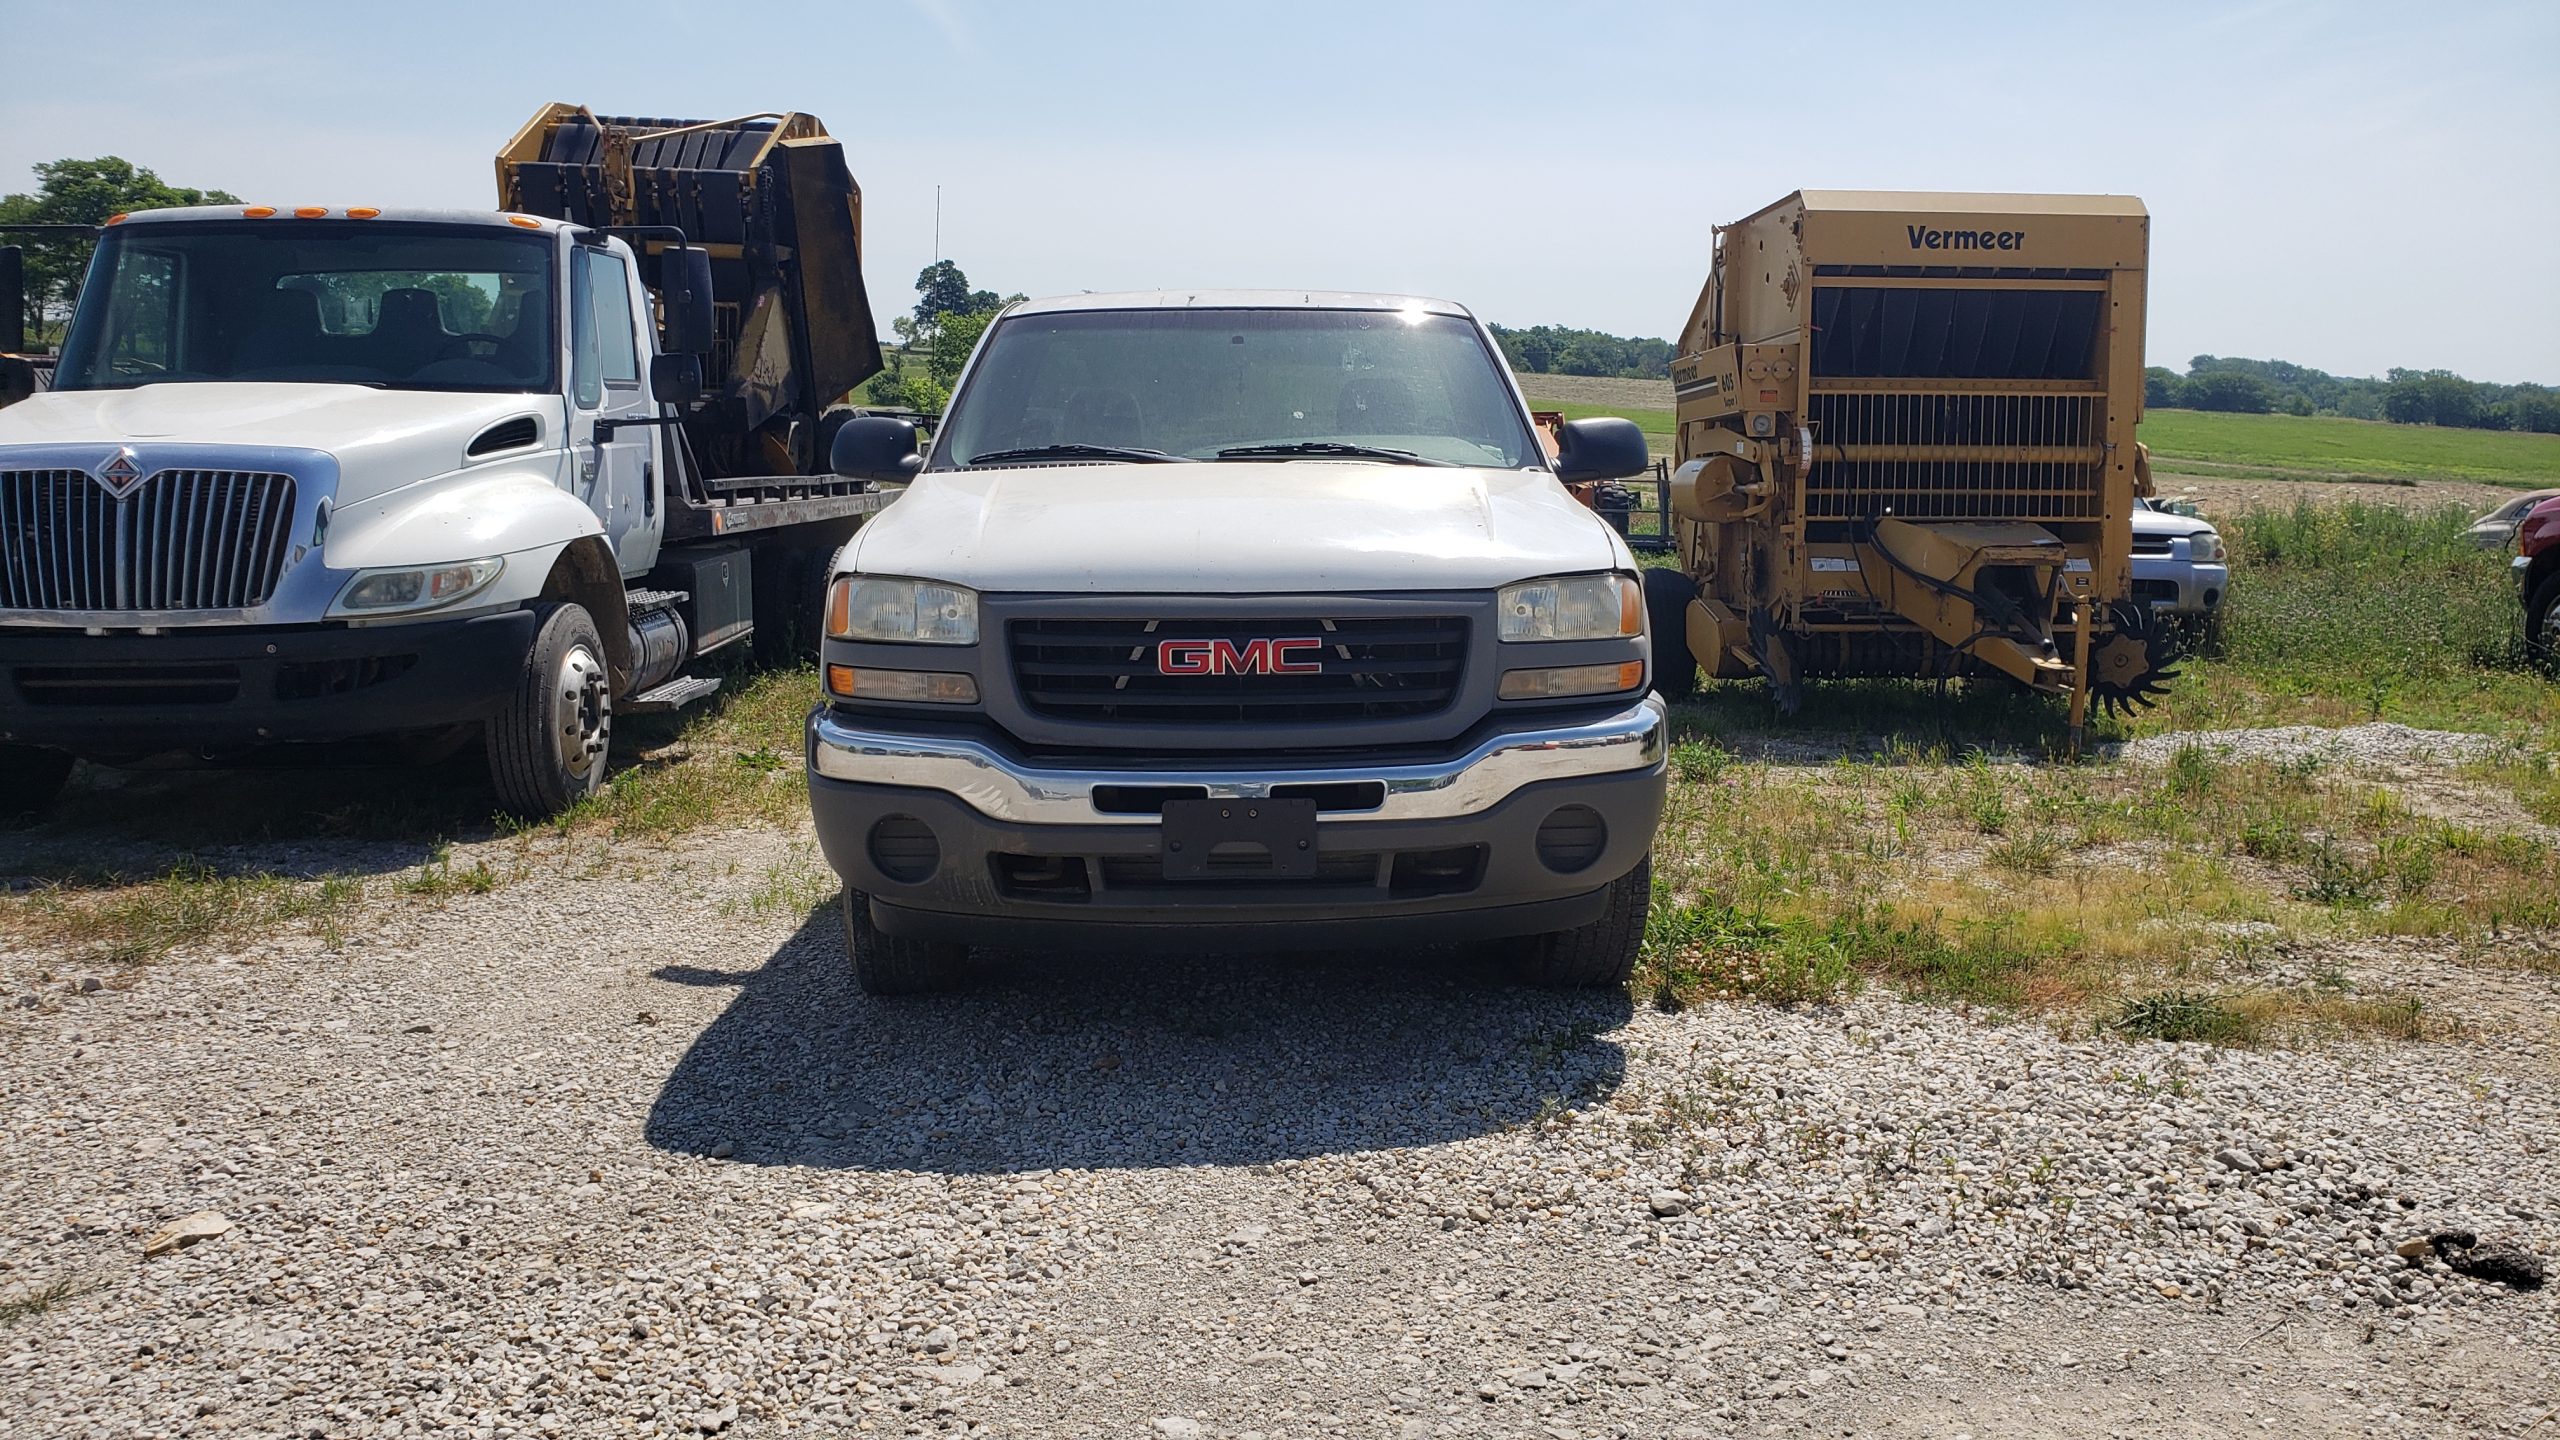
[
  {"xmin": 454, "ymin": 333, "xmax": 509, "ymax": 358},
  {"xmin": 110, "ymin": 356, "xmax": 167, "ymax": 377}
]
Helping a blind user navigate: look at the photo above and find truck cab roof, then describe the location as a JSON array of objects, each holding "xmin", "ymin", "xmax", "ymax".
[
  {"xmin": 1006, "ymin": 289, "xmax": 1474, "ymax": 318},
  {"xmin": 107, "ymin": 206, "xmax": 572, "ymax": 232}
]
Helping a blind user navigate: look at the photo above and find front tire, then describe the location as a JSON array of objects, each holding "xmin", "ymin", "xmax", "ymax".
[
  {"xmin": 840, "ymin": 890, "xmax": 968, "ymax": 996},
  {"xmin": 487, "ymin": 602, "xmax": 613, "ymax": 820},
  {"xmin": 1643, "ymin": 569, "xmax": 1699, "ymax": 699},
  {"xmin": 2528, "ymin": 572, "xmax": 2560, "ymax": 659},
  {"xmin": 1514, "ymin": 854, "xmax": 1651, "ymax": 989},
  {"xmin": 0, "ymin": 745, "xmax": 75, "ymax": 821}
]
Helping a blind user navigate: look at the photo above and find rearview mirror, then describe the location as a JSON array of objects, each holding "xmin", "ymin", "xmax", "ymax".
[
  {"xmin": 657, "ymin": 245, "xmax": 716, "ymax": 355},
  {"xmin": 649, "ymin": 353, "xmax": 703, "ymax": 406},
  {"xmin": 831, "ymin": 414, "xmax": 924, "ymax": 483},
  {"xmin": 1553, "ymin": 416, "xmax": 1650, "ymax": 484}
]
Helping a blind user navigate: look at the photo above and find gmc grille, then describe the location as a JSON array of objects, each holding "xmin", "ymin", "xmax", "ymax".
[
  {"xmin": 1008, "ymin": 615, "xmax": 1468, "ymax": 725},
  {"xmin": 0, "ymin": 468, "xmax": 297, "ymax": 612}
]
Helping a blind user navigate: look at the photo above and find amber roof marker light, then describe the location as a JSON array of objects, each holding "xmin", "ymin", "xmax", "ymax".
[
  {"xmin": 292, "ymin": 206, "xmax": 328, "ymax": 219},
  {"xmin": 242, "ymin": 206, "xmax": 278, "ymax": 218},
  {"xmin": 345, "ymin": 207, "xmax": 381, "ymax": 219}
]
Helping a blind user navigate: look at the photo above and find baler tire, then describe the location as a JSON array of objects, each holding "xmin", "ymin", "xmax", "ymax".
[
  {"xmin": 840, "ymin": 890, "xmax": 967, "ymax": 996},
  {"xmin": 1512, "ymin": 855, "xmax": 1650, "ymax": 990},
  {"xmin": 0, "ymin": 745, "xmax": 75, "ymax": 821},
  {"xmin": 486, "ymin": 602, "xmax": 613, "ymax": 820},
  {"xmin": 1643, "ymin": 569, "xmax": 1699, "ymax": 699}
]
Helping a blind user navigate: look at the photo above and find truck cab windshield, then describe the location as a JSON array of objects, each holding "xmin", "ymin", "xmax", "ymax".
[
  {"xmin": 53, "ymin": 223, "xmax": 557, "ymax": 393},
  {"xmin": 934, "ymin": 307, "xmax": 1536, "ymax": 470}
]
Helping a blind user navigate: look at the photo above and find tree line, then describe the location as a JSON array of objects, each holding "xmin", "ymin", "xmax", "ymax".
[
  {"xmin": 2146, "ymin": 355, "xmax": 2560, "ymax": 434},
  {"xmin": 1489, "ymin": 324, "xmax": 1674, "ymax": 380},
  {"xmin": 3, "ymin": 157, "xmax": 238, "ymax": 345}
]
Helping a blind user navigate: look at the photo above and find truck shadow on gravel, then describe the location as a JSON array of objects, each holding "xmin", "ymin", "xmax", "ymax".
[{"xmin": 643, "ymin": 904, "xmax": 1633, "ymax": 1172}]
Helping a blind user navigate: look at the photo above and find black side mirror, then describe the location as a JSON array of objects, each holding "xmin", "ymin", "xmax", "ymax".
[
  {"xmin": 650, "ymin": 352, "xmax": 703, "ymax": 406},
  {"xmin": 658, "ymin": 245, "xmax": 716, "ymax": 355},
  {"xmin": 832, "ymin": 414, "xmax": 923, "ymax": 483},
  {"xmin": 1553, "ymin": 417, "xmax": 1651, "ymax": 484}
]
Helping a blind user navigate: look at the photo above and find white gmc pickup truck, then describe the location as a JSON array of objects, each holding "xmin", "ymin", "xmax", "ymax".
[{"xmin": 805, "ymin": 291, "xmax": 1669, "ymax": 993}]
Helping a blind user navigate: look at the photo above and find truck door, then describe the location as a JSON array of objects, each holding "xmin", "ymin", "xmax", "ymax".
[{"xmin": 571, "ymin": 245, "xmax": 656, "ymax": 574}]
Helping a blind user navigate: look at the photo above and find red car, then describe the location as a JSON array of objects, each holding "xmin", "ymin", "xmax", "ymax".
[{"xmin": 2521, "ymin": 495, "xmax": 2560, "ymax": 652}]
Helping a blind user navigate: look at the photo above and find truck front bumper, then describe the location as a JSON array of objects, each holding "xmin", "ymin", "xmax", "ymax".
[
  {"xmin": 2129, "ymin": 556, "xmax": 2229, "ymax": 615},
  {"xmin": 806, "ymin": 695, "xmax": 1668, "ymax": 947},
  {"xmin": 0, "ymin": 611, "xmax": 535, "ymax": 758}
]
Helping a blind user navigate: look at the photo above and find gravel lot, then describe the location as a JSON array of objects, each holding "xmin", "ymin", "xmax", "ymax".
[{"xmin": 4, "ymin": 817, "xmax": 2556, "ymax": 1439}]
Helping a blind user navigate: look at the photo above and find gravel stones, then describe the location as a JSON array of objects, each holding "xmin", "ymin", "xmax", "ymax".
[
  {"xmin": 1, "ymin": 821, "xmax": 2554, "ymax": 1435},
  {"xmin": 2116, "ymin": 722, "xmax": 2514, "ymax": 769}
]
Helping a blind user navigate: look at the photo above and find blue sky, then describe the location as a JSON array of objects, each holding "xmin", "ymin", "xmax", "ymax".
[{"xmin": 4, "ymin": 0, "xmax": 2554, "ymax": 382}]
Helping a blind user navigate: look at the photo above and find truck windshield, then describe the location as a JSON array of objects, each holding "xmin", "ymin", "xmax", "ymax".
[
  {"xmin": 54, "ymin": 223, "xmax": 556, "ymax": 393},
  {"xmin": 933, "ymin": 307, "xmax": 1537, "ymax": 470}
]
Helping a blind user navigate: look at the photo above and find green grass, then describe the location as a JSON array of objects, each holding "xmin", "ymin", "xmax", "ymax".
[
  {"xmin": 0, "ymin": 1279, "xmax": 80, "ymax": 1327},
  {"xmin": 5, "ymin": 861, "xmax": 364, "ymax": 965},
  {"xmin": 2136, "ymin": 500, "xmax": 2553, "ymax": 740},
  {"xmin": 2141, "ymin": 409, "xmax": 2560, "ymax": 488},
  {"xmin": 1530, "ymin": 400, "xmax": 1676, "ymax": 455},
  {"xmin": 543, "ymin": 662, "xmax": 819, "ymax": 841}
]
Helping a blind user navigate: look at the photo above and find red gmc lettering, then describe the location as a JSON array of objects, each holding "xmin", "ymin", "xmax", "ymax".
[{"xmin": 1156, "ymin": 637, "xmax": 1325, "ymax": 675}]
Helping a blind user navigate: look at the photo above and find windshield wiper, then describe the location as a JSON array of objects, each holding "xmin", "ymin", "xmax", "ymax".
[
  {"xmin": 1214, "ymin": 442, "xmax": 1455, "ymax": 467},
  {"xmin": 968, "ymin": 443, "xmax": 1187, "ymax": 465}
]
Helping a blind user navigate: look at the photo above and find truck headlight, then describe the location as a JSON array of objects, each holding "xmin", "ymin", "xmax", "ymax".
[
  {"xmin": 826, "ymin": 575, "xmax": 979, "ymax": 645},
  {"xmin": 1498, "ymin": 573, "xmax": 1641, "ymax": 642},
  {"xmin": 329, "ymin": 557, "xmax": 503, "ymax": 616},
  {"xmin": 2189, "ymin": 532, "xmax": 2226, "ymax": 563}
]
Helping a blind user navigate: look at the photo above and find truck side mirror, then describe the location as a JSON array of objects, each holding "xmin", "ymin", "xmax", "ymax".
[
  {"xmin": 831, "ymin": 414, "xmax": 923, "ymax": 483},
  {"xmin": 657, "ymin": 245, "xmax": 716, "ymax": 355},
  {"xmin": 650, "ymin": 353, "xmax": 703, "ymax": 406},
  {"xmin": 1553, "ymin": 416, "xmax": 1650, "ymax": 483}
]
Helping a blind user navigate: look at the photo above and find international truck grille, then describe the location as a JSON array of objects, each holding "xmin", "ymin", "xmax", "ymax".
[
  {"xmin": 0, "ymin": 469, "xmax": 296, "ymax": 612},
  {"xmin": 1802, "ymin": 390, "xmax": 2106, "ymax": 522},
  {"xmin": 1009, "ymin": 616, "xmax": 1468, "ymax": 725}
]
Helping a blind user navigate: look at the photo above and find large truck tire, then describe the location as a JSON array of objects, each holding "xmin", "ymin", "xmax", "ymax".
[
  {"xmin": 1643, "ymin": 568, "xmax": 1699, "ymax": 699},
  {"xmin": 0, "ymin": 745, "xmax": 75, "ymax": 821},
  {"xmin": 839, "ymin": 890, "xmax": 967, "ymax": 996},
  {"xmin": 487, "ymin": 602, "xmax": 613, "ymax": 819},
  {"xmin": 1513, "ymin": 854, "xmax": 1651, "ymax": 989}
]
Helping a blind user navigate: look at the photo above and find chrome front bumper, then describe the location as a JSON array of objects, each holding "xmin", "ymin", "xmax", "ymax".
[{"xmin": 806, "ymin": 694, "xmax": 1668, "ymax": 826}]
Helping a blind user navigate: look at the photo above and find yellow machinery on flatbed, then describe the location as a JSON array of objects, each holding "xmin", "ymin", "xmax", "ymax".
[{"xmin": 1647, "ymin": 190, "xmax": 2179, "ymax": 741}]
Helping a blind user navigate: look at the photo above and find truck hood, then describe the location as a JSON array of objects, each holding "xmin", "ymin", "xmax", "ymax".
[
  {"xmin": 848, "ymin": 461, "xmax": 1629, "ymax": 593},
  {"xmin": 2131, "ymin": 507, "xmax": 2216, "ymax": 540},
  {"xmin": 0, "ymin": 383, "xmax": 561, "ymax": 505}
]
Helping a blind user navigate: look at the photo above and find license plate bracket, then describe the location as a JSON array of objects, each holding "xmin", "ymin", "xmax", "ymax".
[{"xmin": 1160, "ymin": 797, "xmax": 1319, "ymax": 879}]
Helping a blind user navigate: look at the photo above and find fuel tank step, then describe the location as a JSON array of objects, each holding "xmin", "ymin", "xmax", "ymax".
[{"xmin": 621, "ymin": 675, "xmax": 722, "ymax": 714}]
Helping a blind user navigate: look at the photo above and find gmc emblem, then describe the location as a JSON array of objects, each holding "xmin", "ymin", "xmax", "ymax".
[{"xmin": 1156, "ymin": 637, "xmax": 1325, "ymax": 676}]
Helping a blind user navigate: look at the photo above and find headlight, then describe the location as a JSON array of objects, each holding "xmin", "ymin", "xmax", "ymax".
[
  {"xmin": 826, "ymin": 575, "xmax": 979, "ymax": 644},
  {"xmin": 1498, "ymin": 573, "xmax": 1642, "ymax": 642},
  {"xmin": 329, "ymin": 557, "xmax": 503, "ymax": 616},
  {"xmin": 2189, "ymin": 532, "xmax": 2226, "ymax": 563}
]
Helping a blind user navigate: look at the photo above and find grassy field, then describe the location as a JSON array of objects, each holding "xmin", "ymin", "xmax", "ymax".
[
  {"xmin": 2141, "ymin": 409, "xmax": 2560, "ymax": 488},
  {"xmin": 1535, "ymin": 400, "xmax": 1676, "ymax": 456},
  {"xmin": 1512, "ymin": 375, "xmax": 2560, "ymax": 493}
]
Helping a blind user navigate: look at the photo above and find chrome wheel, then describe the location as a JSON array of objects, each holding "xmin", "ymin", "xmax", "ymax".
[{"xmin": 552, "ymin": 642, "xmax": 611, "ymax": 781}]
